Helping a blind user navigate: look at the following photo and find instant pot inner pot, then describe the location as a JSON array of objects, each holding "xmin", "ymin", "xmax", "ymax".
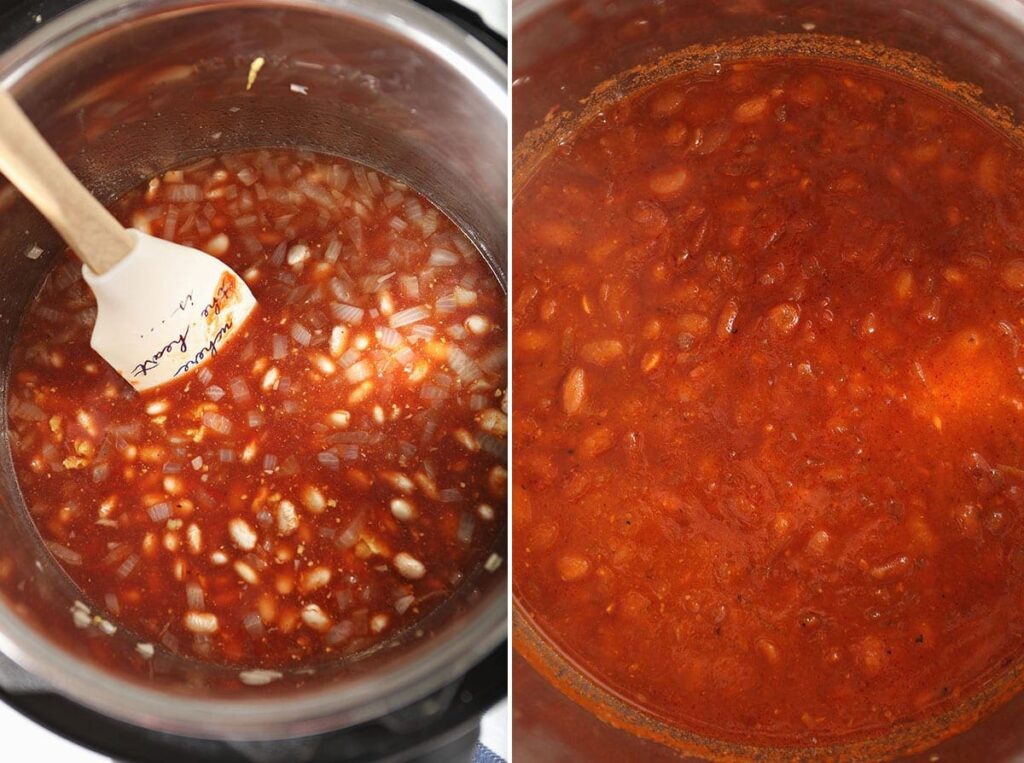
[
  {"xmin": 513, "ymin": 0, "xmax": 1024, "ymax": 761},
  {"xmin": 0, "ymin": 0, "xmax": 506, "ymax": 738}
]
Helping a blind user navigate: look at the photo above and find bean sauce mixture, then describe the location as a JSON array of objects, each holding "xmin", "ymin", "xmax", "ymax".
[
  {"xmin": 514, "ymin": 59, "xmax": 1024, "ymax": 742},
  {"xmin": 8, "ymin": 150, "xmax": 506, "ymax": 677}
]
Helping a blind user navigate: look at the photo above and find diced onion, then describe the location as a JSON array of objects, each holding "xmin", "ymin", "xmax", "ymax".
[
  {"xmin": 296, "ymin": 179, "xmax": 334, "ymax": 208},
  {"xmin": 271, "ymin": 334, "xmax": 288, "ymax": 359},
  {"xmin": 404, "ymin": 198, "xmax": 423, "ymax": 221},
  {"xmin": 409, "ymin": 325, "xmax": 436, "ymax": 340},
  {"xmin": 243, "ymin": 612, "xmax": 264, "ymax": 637},
  {"xmin": 336, "ymin": 517, "xmax": 363, "ymax": 547},
  {"xmin": 395, "ymin": 595, "xmax": 415, "ymax": 615},
  {"xmin": 332, "ymin": 303, "xmax": 364, "ymax": 324},
  {"xmin": 166, "ymin": 184, "xmax": 202, "ymax": 202},
  {"xmin": 10, "ymin": 399, "xmax": 47, "ymax": 421},
  {"xmin": 447, "ymin": 325, "xmax": 468, "ymax": 341},
  {"xmin": 290, "ymin": 322, "xmax": 312, "ymax": 346},
  {"xmin": 345, "ymin": 217, "xmax": 364, "ymax": 250},
  {"xmin": 399, "ymin": 274, "xmax": 420, "ymax": 299},
  {"xmin": 420, "ymin": 385, "xmax": 449, "ymax": 401},
  {"xmin": 457, "ymin": 513, "xmax": 476, "ymax": 544},
  {"xmin": 377, "ymin": 327, "xmax": 402, "ymax": 349},
  {"xmin": 479, "ymin": 434, "xmax": 505, "ymax": 459},
  {"xmin": 163, "ymin": 208, "xmax": 179, "ymax": 239},
  {"xmin": 328, "ymin": 278, "xmax": 352, "ymax": 301},
  {"xmin": 329, "ymin": 430, "xmax": 371, "ymax": 444},
  {"xmin": 270, "ymin": 242, "xmax": 287, "ymax": 266},
  {"xmin": 116, "ymin": 554, "xmax": 139, "ymax": 578},
  {"xmin": 46, "ymin": 541, "xmax": 82, "ymax": 566},
  {"xmin": 229, "ymin": 377, "xmax": 252, "ymax": 403},
  {"xmin": 429, "ymin": 248, "xmax": 459, "ymax": 267},
  {"xmin": 186, "ymin": 582, "xmax": 205, "ymax": 610},
  {"xmin": 447, "ymin": 346, "xmax": 482, "ymax": 382},
  {"xmin": 326, "ymin": 620, "xmax": 355, "ymax": 645},
  {"xmin": 202, "ymin": 411, "xmax": 233, "ymax": 434},
  {"xmin": 345, "ymin": 359, "xmax": 374, "ymax": 384},
  {"xmin": 389, "ymin": 305, "xmax": 430, "ymax": 329},
  {"xmin": 324, "ymin": 239, "xmax": 342, "ymax": 264},
  {"xmin": 236, "ymin": 167, "xmax": 257, "ymax": 186}
]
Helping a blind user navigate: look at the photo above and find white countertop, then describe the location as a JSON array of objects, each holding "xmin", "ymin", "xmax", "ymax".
[
  {"xmin": 460, "ymin": 0, "xmax": 508, "ymax": 36},
  {"xmin": 0, "ymin": 699, "xmax": 105, "ymax": 761},
  {"xmin": 481, "ymin": 699, "xmax": 509, "ymax": 759}
]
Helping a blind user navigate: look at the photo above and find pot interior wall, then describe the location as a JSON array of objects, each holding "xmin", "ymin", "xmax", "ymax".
[
  {"xmin": 0, "ymin": 0, "xmax": 506, "ymax": 723},
  {"xmin": 514, "ymin": 0, "xmax": 1024, "ymax": 146}
]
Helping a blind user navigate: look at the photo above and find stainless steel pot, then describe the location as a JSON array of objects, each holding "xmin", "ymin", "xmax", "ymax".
[
  {"xmin": 0, "ymin": 0, "xmax": 507, "ymax": 742},
  {"xmin": 512, "ymin": 1, "xmax": 1024, "ymax": 761}
]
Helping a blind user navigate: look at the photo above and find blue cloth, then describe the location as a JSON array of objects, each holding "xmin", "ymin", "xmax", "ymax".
[{"xmin": 473, "ymin": 741, "xmax": 505, "ymax": 763}]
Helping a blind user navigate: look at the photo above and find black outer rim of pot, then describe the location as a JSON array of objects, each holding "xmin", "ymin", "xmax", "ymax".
[
  {"xmin": 0, "ymin": 1, "xmax": 507, "ymax": 761},
  {"xmin": 0, "ymin": 643, "xmax": 506, "ymax": 763}
]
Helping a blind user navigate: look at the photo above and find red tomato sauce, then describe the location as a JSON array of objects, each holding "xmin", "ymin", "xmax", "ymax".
[
  {"xmin": 8, "ymin": 150, "xmax": 506, "ymax": 678},
  {"xmin": 513, "ymin": 58, "xmax": 1024, "ymax": 743}
]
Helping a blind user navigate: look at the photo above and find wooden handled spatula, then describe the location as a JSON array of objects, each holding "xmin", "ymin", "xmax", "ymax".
[{"xmin": 0, "ymin": 89, "xmax": 256, "ymax": 392}]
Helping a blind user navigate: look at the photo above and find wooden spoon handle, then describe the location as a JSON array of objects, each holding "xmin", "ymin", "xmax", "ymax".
[{"xmin": 0, "ymin": 89, "xmax": 133, "ymax": 275}]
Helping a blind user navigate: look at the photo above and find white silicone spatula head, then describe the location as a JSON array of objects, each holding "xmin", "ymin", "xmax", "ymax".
[
  {"xmin": 0, "ymin": 88, "xmax": 256, "ymax": 392},
  {"xmin": 82, "ymin": 231, "xmax": 257, "ymax": 390}
]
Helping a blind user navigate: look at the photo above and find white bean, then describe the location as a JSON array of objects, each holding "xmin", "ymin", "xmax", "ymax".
[
  {"xmin": 390, "ymin": 498, "xmax": 416, "ymax": 522},
  {"xmin": 301, "ymin": 485, "xmax": 326, "ymax": 514},
  {"xmin": 394, "ymin": 552, "xmax": 426, "ymax": 580},
  {"xmin": 276, "ymin": 500, "xmax": 299, "ymax": 535},
  {"xmin": 301, "ymin": 603, "xmax": 331, "ymax": 632},
  {"xmin": 184, "ymin": 611, "xmax": 219, "ymax": 634},
  {"xmin": 229, "ymin": 518, "xmax": 258, "ymax": 550}
]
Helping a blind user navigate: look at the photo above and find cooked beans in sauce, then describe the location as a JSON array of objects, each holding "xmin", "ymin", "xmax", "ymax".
[
  {"xmin": 513, "ymin": 59, "xmax": 1024, "ymax": 742},
  {"xmin": 9, "ymin": 150, "xmax": 506, "ymax": 674}
]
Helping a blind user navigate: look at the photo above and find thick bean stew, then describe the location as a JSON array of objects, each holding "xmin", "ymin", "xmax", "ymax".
[
  {"xmin": 514, "ymin": 58, "xmax": 1024, "ymax": 742},
  {"xmin": 8, "ymin": 150, "xmax": 506, "ymax": 678}
]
